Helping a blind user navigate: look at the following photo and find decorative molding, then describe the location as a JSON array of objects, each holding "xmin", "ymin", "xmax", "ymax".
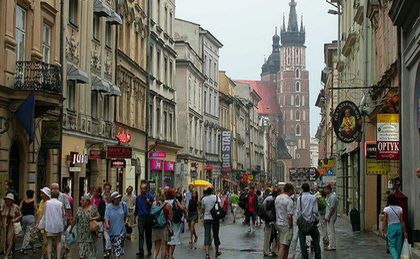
[{"xmin": 66, "ymin": 31, "xmax": 79, "ymax": 65}]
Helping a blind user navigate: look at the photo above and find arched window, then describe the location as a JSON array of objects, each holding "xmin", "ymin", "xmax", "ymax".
[
  {"xmin": 295, "ymin": 124, "xmax": 301, "ymax": 136},
  {"xmin": 296, "ymin": 69, "xmax": 300, "ymax": 78},
  {"xmin": 296, "ymin": 81, "xmax": 301, "ymax": 92},
  {"xmin": 295, "ymin": 110, "xmax": 300, "ymax": 121},
  {"xmin": 295, "ymin": 95, "xmax": 300, "ymax": 106}
]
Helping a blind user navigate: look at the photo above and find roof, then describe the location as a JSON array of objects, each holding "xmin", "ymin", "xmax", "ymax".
[{"xmin": 234, "ymin": 80, "xmax": 280, "ymax": 115}]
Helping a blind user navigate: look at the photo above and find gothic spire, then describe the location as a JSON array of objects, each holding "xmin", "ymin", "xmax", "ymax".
[
  {"xmin": 272, "ymin": 26, "xmax": 280, "ymax": 53},
  {"xmin": 282, "ymin": 14, "xmax": 286, "ymax": 32},
  {"xmin": 287, "ymin": 0, "xmax": 299, "ymax": 32},
  {"xmin": 300, "ymin": 15, "xmax": 304, "ymax": 32}
]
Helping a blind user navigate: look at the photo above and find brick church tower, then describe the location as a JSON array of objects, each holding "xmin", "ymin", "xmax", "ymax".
[{"xmin": 278, "ymin": 0, "xmax": 310, "ymax": 168}]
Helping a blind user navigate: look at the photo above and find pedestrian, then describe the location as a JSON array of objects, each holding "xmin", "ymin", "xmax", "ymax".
[
  {"xmin": 200, "ymin": 186, "xmax": 222, "ymax": 259},
  {"xmin": 381, "ymin": 194, "xmax": 408, "ymax": 259},
  {"xmin": 296, "ymin": 183, "xmax": 321, "ymax": 259},
  {"xmin": 256, "ymin": 189, "xmax": 264, "ymax": 226},
  {"xmin": 103, "ymin": 183, "xmax": 112, "ymax": 197},
  {"xmin": 72, "ymin": 195, "xmax": 100, "ymax": 259},
  {"xmin": 262, "ymin": 187, "xmax": 278, "ymax": 257},
  {"xmin": 122, "ymin": 186, "xmax": 136, "ymax": 240},
  {"xmin": 324, "ymin": 185, "xmax": 337, "ymax": 251},
  {"xmin": 187, "ymin": 190, "xmax": 199, "ymax": 248},
  {"xmin": 230, "ymin": 190, "xmax": 239, "ymax": 223},
  {"xmin": 104, "ymin": 192, "xmax": 128, "ymax": 259},
  {"xmin": 316, "ymin": 188, "xmax": 328, "ymax": 247},
  {"xmin": 102, "ymin": 191, "xmax": 112, "ymax": 257},
  {"xmin": 167, "ymin": 190, "xmax": 185, "ymax": 259},
  {"xmin": 20, "ymin": 189, "xmax": 37, "ymax": 254},
  {"xmin": 219, "ymin": 190, "xmax": 228, "ymax": 222},
  {"xmin": 1, "ymin": 193, "xmax": 22, "ymax": 259},
  {"xmin": 35, "ymin": 187, "xmax": 51, "ymax": 259},
  {"xmin": 246, "ymin": 186, "xmax": 258, "ymax": 233},
  {"xmin": 44, "ymin": 189, "xmax": 65, "ymax": 259},
  {"xmin": 135, "ymin": 183, "xmax": 154, "ymax": 256},
  {"xmin": 50, "ymin": 183, "xmax": 72, "ymax": 226},
  {"xmin": 63, "ymin": 186, "xmax": 74, "ymax": 210},
  {"xmin": 151, "ymin": 189, "xmax": 172, "ymax": 259},
  {"xmin": 274, "ymin": 183, "xmax": 295, "ymax": 259},
  {"xmin": 5, "ymin": 180, "xmax": 19, "ymax": 204},
  {"xmin": 184, "ymin": 184, "xmax": 194, "ymax": 209}
]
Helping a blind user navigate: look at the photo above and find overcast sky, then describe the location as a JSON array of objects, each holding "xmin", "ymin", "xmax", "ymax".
[{"xmin": 176, "ymin": 0, "xmax": 338, "ymax": 137}]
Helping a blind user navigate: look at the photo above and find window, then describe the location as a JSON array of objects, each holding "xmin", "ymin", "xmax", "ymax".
[
  {"xmin": 67, "ymin": 81, "xmax": 76, "ymax": 110},
  {"xmin": 295, "ymin": 81, "xmax": 301, "ymax": 92},
  {"xmin": 157, "ymin": 0, "xmax": 161, "ymax": 26},
  {"xmin": 169, "ymin": 61, "xmax": 173, "ymax": 87},
  {"xmin": 164, "ymin": 7, "xmax": 168, "ymax": 32},
  {"xmin": 296, "ymin": 69, "xmax": 300, "ymax": 78},
  {"xmin": 214, "ymin": 62, "xmax": 217, "ymax": 81},
  {"xmin": 295, "ymin": 95, "xmax": 300, "ymax": 106},
  {"xmin": 91, "ymin": 91, "xmax": 98, "ymax": 119},
  {"xmin": 204, "ymin": 55, "xmax": 208, "ymax": 75},
  {"xmin": 287, "ymin": 48, "xmax": 291, "ymax": 65},
  {"xmin": 149, "ymin": 45, "xmax": 153, "ymax": 73},
  {"xmin": 93, "ymin": 14, "xmax": 100, "ymax": 40},
  {"xmin": 291, "ymin": 95, "xmax": 294, "ymax": 106},
  {"xmin": 156, "ymin": 105, "xmax": 161, "ymax": 136},
  {"xmin": 42, "ymin": 23, "xmax": 52, "ymax": 63},
  {"xmin": 169, "ymin": 113, "xmax": 173, "ymax": 141},
  {"xmin": 156, "ymin": 51, "xmax": 161, "ymax": 78},
  {"xmin": 204, "ymin": 89, "xmax": 207, "ymax": 112},
  {"xmin": 295, "ymin": 110, "xmax": 300, "ymax": 121},
  {"xmin": 69, "ymin": 0, "xmax": 78, "ymax": 25},
  {"xmin": 209, "ymin": 58, "xmax": 212, "ymax": 78},
  {"xmin": 213, "ymin": 95, "xmax": 217, "ymax": 116},
  {"xmin": 163, "ymin": 111, "xmax": 167, "ymax": 139},
  {"xmin": 209, "ymin": 92, "xmax": 212, "ymax": 114},
  {"xmin": 295, "ymin": 124, "xmax": 301, "ymax": 136},
  {"xmin": 169, "ymin": 12, "xmax": 173, "ymax": 36},
  {"xmin": 303, "ymin": 110, "xmax": 306, "ymax": 120},
  {"xmin": 296, "ymin": 153, "xmax": 301, "ymax": 159},
  {"xmin": 16, "ymin": 6, "xmax": 26, "ymax": 61},
  {"xmin": 164, "ymin": 57, "xmax": 168, "ymax": 84},
  {"xmin": 149, "ymin": 103, "xmax": 154, "ymax": 135},
  {"xmin": 296, "ymin": 48, "xmax": 300, "ymax": 65},
  {"xmin": 105, "ymin": 23, "xmax": 111, "ymax": 47},
  {"xmin": 302, "ymin": 96, "xmax": 305, "ymax": 106},
  {"xmin": 103, "ymin": 95, "xmax": 109, "ymax": 121},
  {"xmin": 188, "ymin": 78, "xmax": 192, "ymax": 104},
  {"xmin": 303, "ymin": 139, "xmax": 306, "ymax": 149}
]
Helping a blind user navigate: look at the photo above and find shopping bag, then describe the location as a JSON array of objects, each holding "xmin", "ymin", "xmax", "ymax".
[
  {"xmin": 401, "ymin": 239, "xmax": 412, "ymax": 259},
  {"xmin": 14, "ymin": 222, "xmax": 22, "ymax": 236}
]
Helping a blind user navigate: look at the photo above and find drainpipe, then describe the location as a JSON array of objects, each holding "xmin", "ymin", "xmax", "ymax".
[
  {"xmin": 145, "ymin": 0, "xmax": 152, "ymax": 182},
  {"xmin": 57, "ymin": 0, "xmax": 65, "ymax": 187}
]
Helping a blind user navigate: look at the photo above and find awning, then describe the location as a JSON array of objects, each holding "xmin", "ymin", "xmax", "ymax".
[
  {"xmin": 222, "ymin": 178, "xmax": 237, "ymax": 186},
  {"xmin": 67, "ymin": 62, "xmax": 89, "ymax": 84},
  {"xmin": 91, "ymin": 75, "xmax": 110, "ymax": 93},
  {"xmin": 94, "ymin": 0, "xmax": 112, "ymax": 17},
  {"xmin": 107, "ymin": 83, "xmax": 121, "ymax": 96},
  {"xmin": 106, "ymin": 10, "xmax": 122, "ymax": 25}
]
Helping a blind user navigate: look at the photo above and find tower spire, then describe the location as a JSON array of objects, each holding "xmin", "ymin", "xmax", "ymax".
[
  {"xmin": 300, "ymin": 15, "xmax": 304, "ymax": 32},
  {"xmin": 282, "ymin": 14, "xmax": 286, "ymax": 32},
  {"xmin": 287, "ymin": 0, "xmax": 299, "ymax": 32}
]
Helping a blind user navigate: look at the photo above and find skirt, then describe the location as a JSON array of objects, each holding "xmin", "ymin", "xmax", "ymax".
[
  {"xmin": 168, "ymin": 223, "xmax": 181, "ymax": 246},
  {"xmin": 187, "ymin": 212, "xmax": 198, "ymax": 223},
  {"xmin": 152, "ymin": 227, "xmax": 169, "ymax": 243},
  {"xmin": 110, "ymin": 235, "xmax": 125, "ymax": 257}
]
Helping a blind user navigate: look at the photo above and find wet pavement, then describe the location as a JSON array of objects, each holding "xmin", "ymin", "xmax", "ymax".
[{"xmin": 12, "ymin": 211, "xmax": 389, "ymax": 259}]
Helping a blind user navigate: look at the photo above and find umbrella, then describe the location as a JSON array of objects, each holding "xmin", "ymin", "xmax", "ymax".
[{"xmin": 191, "ymin": 180, "xmax": 213, "ymax": 188}]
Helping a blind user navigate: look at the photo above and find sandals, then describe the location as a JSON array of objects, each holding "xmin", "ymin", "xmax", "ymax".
[
  {"xmin": 206, "ymin": 255, "xmax": 211, "ymax": 259},
  {"xmin": 215, "ymin": 251, "xmax": 222, "ymax": 257}
]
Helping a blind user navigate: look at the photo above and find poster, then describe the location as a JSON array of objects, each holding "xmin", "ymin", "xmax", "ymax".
[
  {"xmin": 376, "ymin": 114, "xmax": 399, "ymax": 160},
  {"xmin": 332, "ymin": 101, "xmax": 362, "ymax": 143},
  {"xmin": 221, "ymin": 131, "xmax": 232, "ymax": 172}
]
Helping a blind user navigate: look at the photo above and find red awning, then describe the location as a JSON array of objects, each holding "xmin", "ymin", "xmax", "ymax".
[{"xmin": 223, "ymin": 178, "xmax": 237, "ymax": 186}]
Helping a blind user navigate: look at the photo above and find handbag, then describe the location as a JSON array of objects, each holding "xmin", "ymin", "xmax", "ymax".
[
  {"xmin": 89, "ymin": 220, "xmax": 99, "ymax": 234},
  {"xmin": 296, "ymin": 195, "xmax": 316, "ymax": 234},
  {"xmin": 210, "ymin": 196, "xmax": 226, "ymax": 220},
  {"xmin": 14, "ymin": 222, "xmax": 22, "ymax": 236}
]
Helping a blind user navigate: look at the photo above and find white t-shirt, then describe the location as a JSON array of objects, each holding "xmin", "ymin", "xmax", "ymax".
[
  {"xmin": 275, "ymin": 193, "xmax": 294, "ymax": 226},
  {"xmin": 384, "ymin": 205, "xmax": 403, "ymax": 226},
  {"xmin": 201, "ymin": 194, "xmax": 217, "ymax": 220},
  {"xmin": 44, "ymin": 198, "xmax": 64, "ymax": 234}
]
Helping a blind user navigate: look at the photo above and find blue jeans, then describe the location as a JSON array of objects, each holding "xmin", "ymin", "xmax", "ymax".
[{"xmin": 298, "ymin": 228, "xmax": 321, "ymax": 259}]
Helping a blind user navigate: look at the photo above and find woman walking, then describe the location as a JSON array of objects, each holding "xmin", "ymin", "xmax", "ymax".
[
  {"xmin": 381, "ymin": 194, "xmax": 408, "ymax": 259},
  {"xmin": 73, "ymin": 195, "xmax": 100, "ymax": 259},
  {"xmin": 104, "ymin": 192, "xmax": 128, "ymax": 259},
  {"xmin": 167, "ymin": 190, "xmax": 185, "ymax": 259},
  {"xmin": 44, "ymin": 189, "xmax": 65, "ymax": 259},
  {"xmin": 200, "ymin": 187, "xmax": 222, "ymax": 259},
  {"xmin": 151, "ymin": 190, "xmax": 173, "ymax": 259},
  {"xmin": 0, "ymin": 193, "xmax": 22, "ymax": 259},
  {"xmin": 20, "ymin": 190, "xmax": 37, "ymax": 254},
  {"xmin": 187, "ymin": 191, "xmax": 199, "ymax": 248},
  {"xmin": 35, "ymin": 187, "xmax": 51, "ymax": 259}
]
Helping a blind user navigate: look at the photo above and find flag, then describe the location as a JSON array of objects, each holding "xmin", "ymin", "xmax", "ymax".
[{"xmin": 15, "ymin": 92, "xmax": 35, "ymax": 143}]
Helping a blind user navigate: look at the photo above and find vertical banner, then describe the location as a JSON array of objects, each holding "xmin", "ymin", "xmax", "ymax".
[
  {"xmin": 376, "ymin": 114, "xmax": 399, "ymax": 160},
  {"xmin": 221, "ymin": 131, "xmax": 232, "ymax": 172}
]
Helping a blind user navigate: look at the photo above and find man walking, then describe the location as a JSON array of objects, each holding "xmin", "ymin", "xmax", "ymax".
[
  {"xmin": 246, "ymin": 186, "xmax": 258, "ymax": 233},
  {"xmin": 122, "ymin": 186, "xmax": 136, "ymax": 239},
  {"xmin": 275, "ymin": 183, "xmax": 294, "ymax": 259},
  {"xmin": 324, "ymin": 185, "xmax": 337, "ymax": 251},
  {"xmin": 296, "ymin": 183, "xmax": 321, "ymax": 259},
  {"xmin": 134, "ymin": 183, "xmax": 154, "ymax": 256},
  {"xmin": 262, "ymin": 187, "xmax": 278, "ymax": 257}
]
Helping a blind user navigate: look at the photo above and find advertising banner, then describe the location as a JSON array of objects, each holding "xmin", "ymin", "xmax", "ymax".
[
  {"xmin": 376, "ymin": 114, "xmax": 399, "ymax": 160},
  {"xmin": 164, "ymin": 161, "xmax": 175, "ymax": 171},
  {"xmin": 221, "ymin": 131, "xmax": 232, "ymax": 172},
  {"xmin": 366, "ymin": 160, "xmax": 391, "ymax": 175},
  {"xmin": 150, "ymin": 159, "xmax": 162, "ymax": 170}
]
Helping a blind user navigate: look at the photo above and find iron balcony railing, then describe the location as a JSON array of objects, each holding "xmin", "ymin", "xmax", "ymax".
[{"xmin": 15, "ymin": 61, "xmax": 62, "ymax": 94}]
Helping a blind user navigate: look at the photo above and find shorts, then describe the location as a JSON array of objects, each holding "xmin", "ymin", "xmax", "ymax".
[
  {"xmin": 187, "ymin": 212, "xmax": 198, "ymax": 223},
  {"xmin": 246, "ymin": 211, "xmax": 257, "ymax": 224},
  {"xmin": 275, "ymin": 224, "xmax": 293, "ymax": 246},
  {"xmin": 110, "ymin": 235, "xmax": 125, "ymax": 256}
]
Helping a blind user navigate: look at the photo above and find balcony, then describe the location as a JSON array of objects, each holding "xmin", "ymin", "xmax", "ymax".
[
  {"xmin": 15, "ymin": 61, "xmax": 62, "ymax": 95},
  {"xmin": 341, "ymin": 26, "xmax": 358, "ymax": 57}
]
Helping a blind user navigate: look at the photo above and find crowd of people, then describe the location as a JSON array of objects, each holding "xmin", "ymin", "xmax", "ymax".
[{"xmin": 0, "ymin": 179, "xmax": 408, "ymax": 259}]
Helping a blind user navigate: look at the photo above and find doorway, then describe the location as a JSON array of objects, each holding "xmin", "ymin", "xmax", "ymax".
[{"xmin": 9, "ymin": 141, "xmax": 21, "ymax": 195}]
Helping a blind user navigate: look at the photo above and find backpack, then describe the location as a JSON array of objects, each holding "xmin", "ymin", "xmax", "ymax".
[
  {"xmin": 296, "ymin": 196, "xmax": 316, "ymax": 234},
  {"xmin": 172, "ymin": 200, "xmax": 183, "ymax": 223},
  {"xmin": 260, "ymin": 198, "xmax": 276, "ymax": 223},
  {"xmin": 238, "ymin": 193, "xmax": 247, "ymax": 210},
  {"xmin": 210, "ymin": 196, "xmax": 226, "ymax": 220},
  {"xmin": 151, "ymin": 202, "xmax": 167, "ymax": 229}
]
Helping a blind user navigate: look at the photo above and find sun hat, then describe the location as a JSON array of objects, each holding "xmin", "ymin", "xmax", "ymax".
[
  {"xmin": 40, "ymin": 187, "xmax": 51, "ymax": 198},
  {"xmin": 111, "ymin": 191, "xmax": 122, "ymax": 200},
  {"xmin": 4, "ymin": 193, "xmax": 15, "ymax": 201}
]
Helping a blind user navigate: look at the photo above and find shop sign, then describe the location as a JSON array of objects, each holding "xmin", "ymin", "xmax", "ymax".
[
  {"xmin": 69, "ymin": 167, "xmax": 81, "ymax": 172},
  {"xmin": 149, "ymin": 152, "xmax": 166, "ymax": 158},
  {"xmin": 332, "ymin": 101, "xmax": 362, "ymax": 143},
  {"xmin": 164, "ymin": 161, "xmax": 175, "ymax": 171},
  {"xmin": 321, "ymin": 176, "xmax": 337, "ymax": 186},
  {"xmin": 116, "ymin": 126, "xmax": 132, "ymax": 144},
  {"xmin": 89, "ymin": 149, "xmax": 103, "ymax": 160},
  {"xmin": 70, "ymin": 152, "xmax": 88, "ymax": 165},
  {"xmin": 364, "ymin": 141, "xmax": 377, "ymax": 159},
  {"xmin": 150, "ymin": 159, "xmax": 162, "ymax": 170},
  {"xmin": 111, "ymin": 160, "xmax": 126, "ymax": 168},
  {"xmin": 318, "ymin": 158, "xmax": 335, "ymax": 169},
  {"xmin": 221, "ymin": 131, "xmax": 232, "ymax": 172},
  {"xmin": 289, "ymin": 167, "xmax": 320, "ymax": 182},
  {"xmin": 107, "ymin": 146, "xmax": 132, "ymax": 159},
  {"xmin": 376, "ymin": 114, "xmax": 399, "ymax": 160},
  {"xmin": 41, "ymin": 121, "xmax": 60, "ymax": 149},
  {"xmin": 205, "ymin": 165, "xmax": 213, "ymax": 171},
  {"xmin": 366, "ymin": 160, "xmax": 391, "ymax": 175}
]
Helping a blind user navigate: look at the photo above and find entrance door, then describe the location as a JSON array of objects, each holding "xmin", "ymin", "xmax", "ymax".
[
  {"xmin": 37, "ymin": 148, "xmax": 48, "ymax": 200},
  {"xmin": 9, "ymin": 141, "xmax": 20, "ymax": 195}
]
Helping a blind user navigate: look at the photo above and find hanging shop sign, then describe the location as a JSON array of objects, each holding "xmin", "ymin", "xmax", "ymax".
[
  {"xmin": 364, "ymin": 141, "xmax": 377, "ymax": 159},
  {"xmin": 376, "ymin": 114, "xmax": 399, "ymax": 160},
  {"xmin": 69, "ymin": 152, "xmax": 88, "ymax": 165},
  {"xmin": 332, "ymin": 101, "xmax": 362, "ymax": 143},
  {"xmin": 116, "ymin": 126, "xmax": 132, "ymax": 144},
  {"xmin": 221, "ymin": 131, "xmax": 232, "ymax": 172},
  {"xmin": 149, "ymin": 152, "xmax": 166, "ymax": 158},
  {"xmin": 366, "ymin": 160, "xmax": 391, "ymax": 175},
  {"xmin": 69, "ymin": 167, "xmax": 81, "ymax": 172},
  {"xmin": 205, "ymin": 165, "xmax": 213, "ymax": 171},
  {"xmin": 164, "ymin": 161, "xmax": 175, "ymax": 171},
  {"xmin": 89, "ymin": 149, "xmax": 104, "ymax": 160},
  {"xmin": 107, "ymin": 146, "xmax": 132, "ymax": 159},
  {"xmin": 111, "ymin": 160, "xmax": 126, "ymax": 168},
  {"xmin": 150, "ymin": 159, "xmax": 162, "ymax": 170},
  {"xmin": 41, "ymin": 121, "xmax": 60, "ymax": 149}
]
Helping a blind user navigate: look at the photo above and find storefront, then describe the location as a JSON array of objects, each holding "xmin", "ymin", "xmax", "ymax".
[{"xmin": 148, "ymin": 142, "xmax": 180, "ymax": 189}]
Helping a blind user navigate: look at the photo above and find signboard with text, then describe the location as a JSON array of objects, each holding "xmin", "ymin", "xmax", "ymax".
[
  {"xmin": 111, "ymin": 160, "xmax": 126, "ymax": 168},
  {"xmin": 149, "ymin": 152, "xmax": 166, "ymax": 158},
  {"xmin": 376, "ymin": 114, "xmax": 399, "ymax": 160},
  {"xmin": 107, "ymin": 146, "xmax": 132, "ymax": 159},
  {"xmin": 366, "ymin": 160, "xmax": 391, "ymax": 175},
  {"xmin": 221, "ymin": 131, "xmax": 232, "ymax": 172},
  {"xmin": 164, "ymin": 161, "xmax": 175, "ymax": 171},
  {"xmin": 332, "ymin": 101, "xmax": 362, "ymax": 143}
]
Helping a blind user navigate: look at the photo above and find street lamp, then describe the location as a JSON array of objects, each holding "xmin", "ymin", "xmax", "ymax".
[{"xmin": 328, "ymin": 9, "xmax": 340, "ymax": 15}]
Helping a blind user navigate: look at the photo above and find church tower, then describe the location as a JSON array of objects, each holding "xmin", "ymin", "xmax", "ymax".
[
  {"xmin": 261, "ymin": 28, "xmax": 281, "ymax": 85},
  {"xmin": 278, "ymin": 0, "xmax": 310, "ymax": 168}
]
